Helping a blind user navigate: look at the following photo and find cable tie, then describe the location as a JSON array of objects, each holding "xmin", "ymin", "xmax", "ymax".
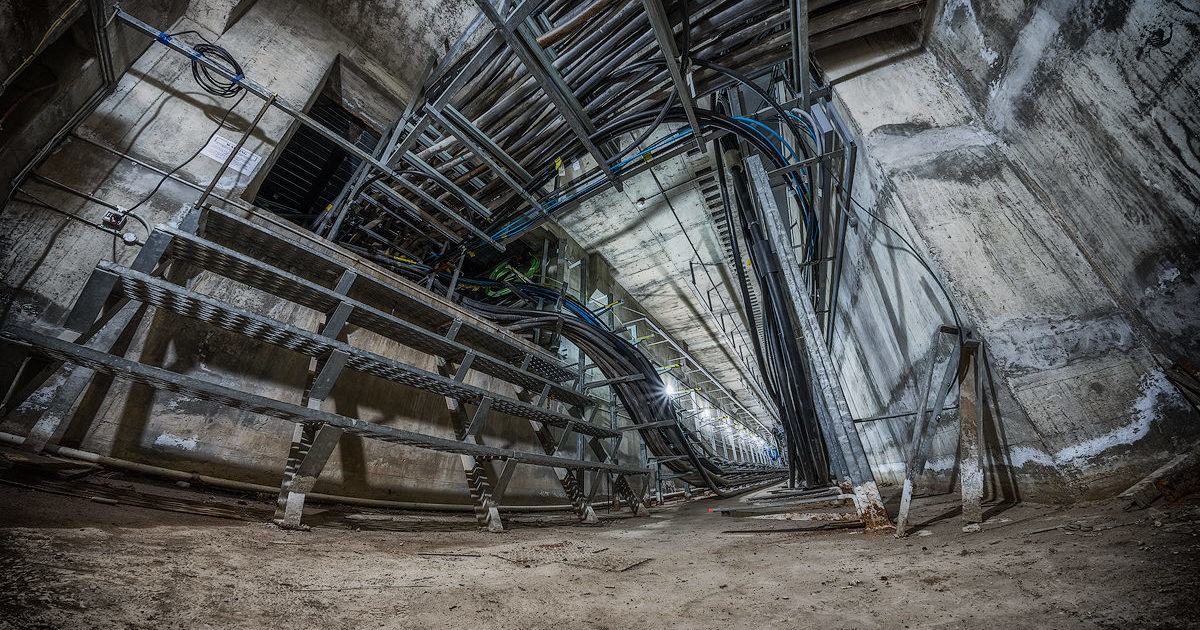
[
  {"xmin": 232, "ymin": 74, "xmax": 244, "ymax": 83},
  {"xmin": 188, "ymin": 51, "xmax": 202, "ymax": 60},
  {"xmin": 156, "ymin": 31, "xmax": 172, "ymax": 45}
]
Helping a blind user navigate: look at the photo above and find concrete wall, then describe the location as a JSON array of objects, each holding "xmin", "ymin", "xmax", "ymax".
[
  {"xmin": 0, "ymin": 0, "xmax": 188, "ymax": 212},
  {"xmin": 0, "ymin": 0, "xmax": 613, "ymax": 507},
  {"xmin": 552, "ymin": 133, "xmax": 778, "ymax": 435},
  {"xmin": 823, "ymin": 0, "xmax": 1199, "ymax": 501}
]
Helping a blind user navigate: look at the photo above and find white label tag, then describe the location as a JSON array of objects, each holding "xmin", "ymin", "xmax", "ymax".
[{"xmin": 200, "ymin": 135, "xmax": 263, "ymax": 175}]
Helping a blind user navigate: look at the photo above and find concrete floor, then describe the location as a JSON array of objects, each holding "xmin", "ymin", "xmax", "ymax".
[{"xmin": 2, "ymin": 464, "xmax": 1199, "ymax": 630}]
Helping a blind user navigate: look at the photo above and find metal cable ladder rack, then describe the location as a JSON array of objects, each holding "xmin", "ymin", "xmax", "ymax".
[{"xmin": 2, "ymin": 202, "xmax": 651, "ymax": 532}]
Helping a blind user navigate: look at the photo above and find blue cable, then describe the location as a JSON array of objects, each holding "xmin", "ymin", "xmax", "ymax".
[
  {"xmin": 492, "ymin": 127, "xmax": 695, "ymax": 240},
  {"xmin": 784, "ymin": 113, "xmax": 818, "ymax": 145},
  {"xmin": 731, "ymin": 117, "xmax": 821, "ymax": 263}
]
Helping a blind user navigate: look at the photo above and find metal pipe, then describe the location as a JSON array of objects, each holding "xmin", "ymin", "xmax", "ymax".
[
  {"xmin": 0, "ymin": 431, "xmax": 588, "ymax": 513},
  {"xmin": 69, "ymin": 134, "xmax": 253, "ymax": 211}
]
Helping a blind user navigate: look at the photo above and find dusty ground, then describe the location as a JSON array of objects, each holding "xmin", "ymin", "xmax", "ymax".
[{"xmin": 1, "ymin": 461, "xmax": 1199, "ymax": 629}]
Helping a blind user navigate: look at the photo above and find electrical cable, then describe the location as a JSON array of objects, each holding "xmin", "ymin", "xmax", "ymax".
[
  {"xmin": 124, "ymin": 91, "xmax": 247, "ymax": 215},
  {"xmin": 120, "ymin": 30, "xmax": 247, "ymax": 216},
  {"xmin": 833, "ymin": 177, "xmax": 963, "ymax": 335},
  {"xmin": 169, "ymin": 30, "xmax": 246, "ymax": 99},
  {"xmin": 12, "ymin": 188, "xmax": 142, "ymax": 245},
  {"xmin": 355, "ymin": 248, "xmax": 783, "ymax": 493}
]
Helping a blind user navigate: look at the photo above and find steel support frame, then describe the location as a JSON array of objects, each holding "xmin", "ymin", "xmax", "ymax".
[
  {"xmin": 640, "ymin": 0, "xmax": 704, "ymax": 152},
  {"xmin": 438, "ymin": 349, "xmax": 506, "ymax": 532},
  {"xmin": 273, "ymin": 270, "xmax": 357, "ymax": 529},
  {"xmin": 4, "ymin": 325, "xmax": 648, "ymax": 475},
  {"xmin": 893, "ymin": 329, "xmax": 983, "ymax": 537},
  {"xmin": 790, "ymin": 0, "xmax": 810, "ymax": 105},
  {"xmin": 516, "ymin": 386, "xmax": 600, "ymax": 524},
  {"xmin": 745, "ymin": 155, "xmax": 890, "ymax": 529},
  {"xmin": 11, "ymin": 207, "xmax": 202, "ymax": 452},
  {"xmin": 113, "ymin": 8, "xmax": 506, "ymax": 252},
  {"xmin": 473, "ymin": 0, "xmax": 622, "ymax": 189},
  {"xmin": 7, "ymin": 207, "xmax": 650, "ymax": 530},
  {"xmin": 425, "ymin": 104, "xmax": 546, "ymax": 214}
]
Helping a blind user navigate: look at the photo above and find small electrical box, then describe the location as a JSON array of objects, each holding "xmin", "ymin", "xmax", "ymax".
[{"xmin": 103, "ymin": 210, "xmax": 127, "ymax": 230}]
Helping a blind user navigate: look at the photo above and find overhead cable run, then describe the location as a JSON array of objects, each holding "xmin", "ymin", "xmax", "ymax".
[
  {"xmin": 118, "ymin": 0, "xmax": 910, "ymax": 504},
  {"xmin": 9, "ymin": 0, "xmax": 933, "ymax": 520},
  {"xmin": 296, "ymin": 0, "xmax": 913, "ymax": 508}
]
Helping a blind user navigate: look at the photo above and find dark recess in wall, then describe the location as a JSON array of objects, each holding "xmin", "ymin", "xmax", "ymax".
[{"xmin": 253, "ymin": 93, "xmax": 379, "ymax": 226}]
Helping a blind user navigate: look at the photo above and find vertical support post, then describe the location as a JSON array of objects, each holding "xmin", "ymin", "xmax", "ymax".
[
  {"xmin": 894, "ymin": 334, "xmax": 969, "ymax": 537},
  {"xmin": 959, "ymin": 341, "xmax": 985, "ymax": 531},
  {"xmin": 790, "ymin": 0, "xmax": 810, "ymax": 105},
  {"xmin": 274, "ymin": 272, "xmax": 356, "ymax": 528},
  {"xmin": 434, "ymin": 333, "xmax": 503, "ymax": 531},
  {"xmin": 20, "ymin": 299, "xmax": 141, "ymax": 453},
  {"xmin": 443, "ymin": 389, "xmax": 505, "ymax": 532}
]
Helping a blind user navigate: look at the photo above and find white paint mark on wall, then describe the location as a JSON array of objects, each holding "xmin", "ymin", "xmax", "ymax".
[
  {"xmin": 1146, "ymin": 267, "xmax": 1181, "ymax": 295},
  {"xmin": 988, "ymin": 7, "xmax": 1060, "ymax": 131},
  {"xmin": 1005, "ymin": 446, "xmax": 1054, "ymax": 468},
  {"xmin": 939, "ymin": 0, "xmax": 999, "ymax": 66},
  {"xmin": 154, "ymin": 433, "xmax": 198, "ymax": 451},
  {"xmin": 923, "ymin": 369, "xmax": 1176, "ymax": 474}
]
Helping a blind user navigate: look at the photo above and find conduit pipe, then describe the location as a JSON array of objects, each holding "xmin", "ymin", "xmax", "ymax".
[{"xmin": 0, "ymin": 432, "xmax": 584, "ymax": 513}]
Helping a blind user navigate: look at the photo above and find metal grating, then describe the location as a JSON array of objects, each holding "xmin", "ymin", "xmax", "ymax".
[
  {"xmin": 200, "ymin": 207, "xmax": 576, "ymax": 383},
  {"xmin": 99, "ymin": 262, "xmax": 612, "ymax": 436},
  {"xmin": 159, "ymin": 224, "xmax": 591, "ymax": 406},
  {"xmin": 2, "ymin": 326, "xmax": 642, "ymax": 473}
]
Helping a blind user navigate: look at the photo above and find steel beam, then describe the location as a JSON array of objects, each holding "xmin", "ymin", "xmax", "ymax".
[
  {"xmin": 894, "ymin": 334, "xmax": 965, "ymax": 537},
  {"xmin": 641, "ymin": 0, "xmax": 704, "ymax": 152},
  {"xmin": 274, "ymin": 271, "xmax": 356, "ymax": 528},
  {"xmin": 790, "ymin": 0, "xmax": 810, "ymax": 104},
  {"xmin": 474, "ymin": 0, "xmax": 622, "ymax": 189},
  {"xmin": 113, "ymin": 9, "xmax": 505, "ymax": 252},
  {"xmin": 3, "ymin": 326, "xmax": 648, "ymax": 475},
  {"xmin": 426, "ymin": 105, "xmax": 546, "ymax": 213}
]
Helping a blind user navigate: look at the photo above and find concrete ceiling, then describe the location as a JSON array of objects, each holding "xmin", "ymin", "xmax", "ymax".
[
  {"xmin": 304, "ymin": 0, "xmax": 479, "ymax": 89},
  {"xmin": 554, "ymin": 129, "xmax": 778, "ymax": 432}
]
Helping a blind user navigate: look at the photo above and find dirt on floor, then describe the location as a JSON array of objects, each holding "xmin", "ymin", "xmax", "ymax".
[{"xmin": 1, "ymin": 462, "xmax": 1199, "ymax": 629}]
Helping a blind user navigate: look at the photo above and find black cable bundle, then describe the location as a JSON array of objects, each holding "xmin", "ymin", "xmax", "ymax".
[
  {"xmin": 190, "ymin": 42, "xmax": 244, "ymax": 98},
  {"xmin": 167, "ymin": 30, "xmax": 244, "ymax": 98},
  {"xmin": 459, "ymin": 295, "xmax": 785, "ymax": 497},
  {"xmin": 356, "ymin": 256, "xmax": 786, "ymax": 496}
]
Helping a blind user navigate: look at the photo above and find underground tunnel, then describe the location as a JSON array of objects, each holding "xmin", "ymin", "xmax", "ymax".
[{"xmin": 0, "ymin": 0, "xmax": 1197, "ymax": 627}]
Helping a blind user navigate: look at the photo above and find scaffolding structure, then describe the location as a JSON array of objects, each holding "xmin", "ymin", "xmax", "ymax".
[{"xmin": 0, "ymin": 0, "xmax": 946, "ymax": 530}]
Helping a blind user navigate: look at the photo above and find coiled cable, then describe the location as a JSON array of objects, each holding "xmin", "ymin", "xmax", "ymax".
[{"xmin": 169, "ymin": 30, "xmax": 245, "ymax": 98}]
